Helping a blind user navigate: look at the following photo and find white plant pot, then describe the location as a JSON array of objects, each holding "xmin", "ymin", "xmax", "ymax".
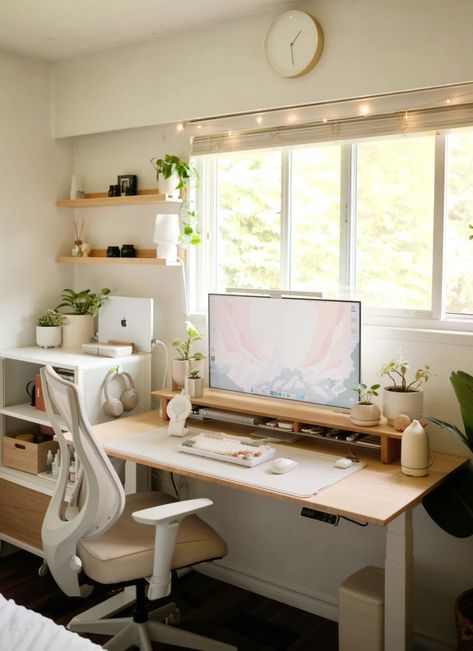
[
  {"xmin": 171, "ymin": 358, "xmax": 204, "ymax": 390},
  {"xmin": 36, "ymin": 326, "xmax": 62, "ymax": 348},
  {"xmin": 61, "ymin": 314, "xmax": 94, "ymax": 349},
  {"xmin": 350, "ymin": 402, "xmax": 381, "ymax": 427},
  {"xmin": 184, "ymin": 377, "xmax": 204, "ymax": 398},
  {"xmin": 382, "ymin": 388, "xmax": 424, "ymax": 425},
  {"xmin": 158, "ymin": 173, "xmax": 180, "ymax": 198}
]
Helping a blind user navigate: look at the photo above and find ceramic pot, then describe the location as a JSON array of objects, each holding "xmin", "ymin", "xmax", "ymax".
[
  {"xmin": 383, "ymin": 387, "xmax": 423, "ymax": 425},
  {"xmin": 171, "ymin": 359, "xmax": 203, "ymax": 390},
  {"xmin": 61, "ymin": 314, "xmax": 94, "ymax": 349},
  {"xmin": 36, "ymin": 326, "xmax": 62, "ymax": 348},
  {"xmin": 350, "ymin": 402, "xmax": 381, "ymax": 427},
  {"xmin": 158, "ymin": 173, "xmax": 180, "ymax": 198},
  {"xmin": 184, "ymin": 377, "xmax": 204, "ymax": 398}
]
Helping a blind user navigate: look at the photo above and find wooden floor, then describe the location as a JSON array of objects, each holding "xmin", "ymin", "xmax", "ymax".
[{"xmin": 0, "ymin": 550, "xmax": 338, "ymax": 650}]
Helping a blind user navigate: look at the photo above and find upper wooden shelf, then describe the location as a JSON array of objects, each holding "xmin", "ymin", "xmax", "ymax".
[{"xmin": 56, "ymin": 190, "xmax": 181, "ymax": 208}]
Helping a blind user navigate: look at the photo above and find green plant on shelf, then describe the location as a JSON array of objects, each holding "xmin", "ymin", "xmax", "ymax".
[{"xmin": 37, "ymin": 309, "xmax": 68, "ymax": 327}]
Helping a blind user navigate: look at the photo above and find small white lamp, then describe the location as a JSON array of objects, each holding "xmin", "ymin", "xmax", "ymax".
[{"xmin": 153, "ymin": 213, "xmax": 180, "ymax": 262}]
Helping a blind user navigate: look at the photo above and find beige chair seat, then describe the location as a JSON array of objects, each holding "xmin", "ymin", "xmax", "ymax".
[{"xmin": 78, "ymin": 491, "xmax": 227, "ymax": 585}]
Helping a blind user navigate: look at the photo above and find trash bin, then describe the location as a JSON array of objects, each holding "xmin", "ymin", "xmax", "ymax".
[{"xmin": 339, "ymin": 565, "xmax": 385, "ymax": 651}]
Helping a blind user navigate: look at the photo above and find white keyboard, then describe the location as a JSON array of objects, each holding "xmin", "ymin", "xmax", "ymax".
[{"xmin": 179, "ymin": 432, "xmax": 276, "ymax": 467}]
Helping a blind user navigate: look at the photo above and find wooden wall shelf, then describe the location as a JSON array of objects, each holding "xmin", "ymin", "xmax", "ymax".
[
  {"xmin": 56, "ymin": 190, "xmax": 181, "ymax": 208},
  {"xmin": 152, "ymin": 388, "xmax": 403, "ymax": 464},
  {"xmin": 57, "ymin": 248, "xmax": 182, "ymax": 265}
]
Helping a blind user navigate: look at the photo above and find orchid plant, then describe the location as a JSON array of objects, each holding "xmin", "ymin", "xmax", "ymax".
[{"xmin": 380, "ymin": 351, "xmax": 432, "ymax": 392}]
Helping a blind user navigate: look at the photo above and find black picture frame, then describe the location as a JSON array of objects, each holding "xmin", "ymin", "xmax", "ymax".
[{"xmin": 117, "ymin": 174, "xmax": 137, "ymax": 196}]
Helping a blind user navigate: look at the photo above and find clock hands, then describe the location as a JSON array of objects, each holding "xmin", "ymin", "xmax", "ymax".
[{"xmin": 289, "ymin": 29, "xmax": 302, "ymax": 66}]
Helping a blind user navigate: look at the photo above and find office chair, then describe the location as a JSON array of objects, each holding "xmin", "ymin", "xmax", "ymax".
[{"xmin": 40, "ymin": 365, "xmax": 236, "ymax": 651}]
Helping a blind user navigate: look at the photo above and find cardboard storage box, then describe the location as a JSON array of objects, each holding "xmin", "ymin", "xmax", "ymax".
[{"xmin": 3, "ymin": 433, "xmax": 58, "ymax": 474}]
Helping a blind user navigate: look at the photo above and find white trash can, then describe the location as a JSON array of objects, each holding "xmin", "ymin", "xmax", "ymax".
[{"xmin": 339, "ymin": 565, "xmax": 385, "ymax": 651}]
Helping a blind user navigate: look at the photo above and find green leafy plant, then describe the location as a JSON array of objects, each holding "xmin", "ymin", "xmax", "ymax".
[
  {"xmin": 37, "ymin": 309, "xmax": 68, "ymax": 327},
  {"xmin": 150, "ymin": 154, "xmax": 201, "ymax": 246},
  {"xmin": 469, "ymin": 223, "xmax": 473, "ymax": 240},
  {"xmin": 187, "ymin": 367, "xmax": 202, "ymax": 380},
  {"xmin": 172, "ymin": 321, "xmax": 206, "ymax": 362},
  {"xmin": 422, "ymin": 371, "xmax": 473, "ymax": 538},
  {"xmin": 425, "ymin": 371, "xmax": 473, "ymax": 453},
  {"xmin": 352, "ymin": 383, "xmax": 380, "ymax": 405},
  {"xmin": 56, "ymin": 288, "xmax": 111, "ymax": 317},
  {"xmin": 380, "ymin": 352, "xmax": 432, "ymax": 391}
]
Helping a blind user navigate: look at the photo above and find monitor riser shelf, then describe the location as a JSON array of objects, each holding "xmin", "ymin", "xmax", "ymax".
[{"xmin": 152, "ymin": 389, "xmax": 402, "ymax": 464}]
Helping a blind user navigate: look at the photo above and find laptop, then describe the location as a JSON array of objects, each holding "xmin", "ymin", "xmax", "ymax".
[{"xmin": 98, "ymin": 296, "xmax": 154, "ymax": 352}]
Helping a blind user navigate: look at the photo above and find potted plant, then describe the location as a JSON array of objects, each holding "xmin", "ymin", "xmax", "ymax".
[
  {"xmin": 380, "ymin": 352, "xmax": 432, "ymax": 424},
  {"xmin": 56, "ymin": 288, "xmax": 110, "ymax": 349},
  {"xmin": 36, "ymin": 309, "xmax": 68, "ymax": 348},
  {"xmin": 171, "ymin": 320, "xmax": 205, "ymax": 389},
  {"xmin": 421, "ymin": 371, "xmax": 473, "ymax": 646},
  {"xmin": 350, "ymin": 383, "xmax": 381, "ymax": 426},
  {"xmin": 150, "ymin": 154, "xmax": 201, "ymax": 246},
  {"xmin": 184, "ymin": 366, "xmax": 204, "ymax": 398}
]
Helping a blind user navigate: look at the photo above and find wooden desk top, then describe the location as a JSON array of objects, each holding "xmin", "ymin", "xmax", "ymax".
[{"xmin": 92, "ymin": 410, "xmax": 467, "ymax": 527}]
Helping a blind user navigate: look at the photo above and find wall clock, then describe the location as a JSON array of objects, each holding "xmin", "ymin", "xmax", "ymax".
[{"xmin": 264, "ymin": 10, "xmax": 324, "ymax": 78}]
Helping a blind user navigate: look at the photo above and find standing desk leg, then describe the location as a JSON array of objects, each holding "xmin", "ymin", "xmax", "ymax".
[{"xmin": 385, "ymin": 511, "xmax": 413, "ymax": 651}]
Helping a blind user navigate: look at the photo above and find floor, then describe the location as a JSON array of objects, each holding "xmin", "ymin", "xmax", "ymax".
[{"xmin": 0, "ymin": 550, "xmax": 338, "ymax": 650}]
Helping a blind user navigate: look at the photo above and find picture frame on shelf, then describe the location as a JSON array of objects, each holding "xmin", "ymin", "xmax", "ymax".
[{"xmin": 117, "ymin": 174, "xmax": 137, "ymax": 196}]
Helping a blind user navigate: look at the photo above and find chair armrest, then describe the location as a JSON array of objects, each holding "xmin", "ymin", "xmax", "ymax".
[{"xmin": 132, "ymin": 497, "xmax": 212, "ymax": 526}]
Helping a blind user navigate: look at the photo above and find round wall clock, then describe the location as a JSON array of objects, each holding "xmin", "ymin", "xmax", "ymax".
[{"xmin": 264, "ymin": 10, "xmax": 324, "ymax": 78}]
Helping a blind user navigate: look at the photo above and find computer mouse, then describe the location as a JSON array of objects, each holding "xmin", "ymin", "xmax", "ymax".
[{"xmin": 270, "ymin": 457, "xmax": 299, "ymax": 474}]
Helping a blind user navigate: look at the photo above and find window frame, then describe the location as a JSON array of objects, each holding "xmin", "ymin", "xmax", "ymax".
[{"xmin": 188, "ymin": 129, "xmax": 473, "ymax": 333}]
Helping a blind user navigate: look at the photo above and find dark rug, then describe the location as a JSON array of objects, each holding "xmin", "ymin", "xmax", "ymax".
[{"xmin": 228, "ymin": 613, "xmax": 300, "ymax": 650}]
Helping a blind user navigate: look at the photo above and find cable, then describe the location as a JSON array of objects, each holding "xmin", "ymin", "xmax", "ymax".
[
  {"xmin": 341, "ymin": 516, "xmax": 369, "ymax": 527},
  {"xmin": 170, "ymin": 472, "xmax": 179, "ymax": 498},
  {"xmin": 151, "ymin": 339, "xmax": 169, "ymax": 390}
]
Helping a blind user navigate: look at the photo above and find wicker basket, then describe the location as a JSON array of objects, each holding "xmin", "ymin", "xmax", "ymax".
[{"xmin": 455, "ymin": 589, "xmax": 473, "ymax": 650}]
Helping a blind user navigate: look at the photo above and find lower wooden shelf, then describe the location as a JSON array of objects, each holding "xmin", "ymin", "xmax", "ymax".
[{"xmin": 152, "ymin": 388, "xmax": 402, "ymax": 464}]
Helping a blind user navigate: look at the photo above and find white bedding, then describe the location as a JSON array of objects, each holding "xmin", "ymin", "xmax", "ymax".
[{"xmin": 0, "ymin": 594, "xmax": 101, "ymax": 651}]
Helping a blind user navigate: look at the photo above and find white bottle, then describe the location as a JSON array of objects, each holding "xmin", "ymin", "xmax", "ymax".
[
  {"xmin": 51, "ymin": 452, "xmax": 59, "ymax": 478},
  {"xmin": 46, "ymin": 449, "xmax": 54, "ymax": 475},
  {"xmin": 401, "ymin": 419, "xmax": 430, "ymax": 476}
]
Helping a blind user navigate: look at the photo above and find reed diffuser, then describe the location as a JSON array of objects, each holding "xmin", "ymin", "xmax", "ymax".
[{"xmin": 72, "ymin": 219, "xmax": 85, "ymax": 257}]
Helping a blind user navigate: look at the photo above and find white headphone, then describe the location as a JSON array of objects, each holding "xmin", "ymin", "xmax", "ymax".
[{"xmin": 103, "ymin": 368, "xmax": 139, "ymax": 418}]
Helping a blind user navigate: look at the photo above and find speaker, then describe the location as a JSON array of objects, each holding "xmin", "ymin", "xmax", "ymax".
[{"xmin": 103, "ymin": 368, "xmax": 139, "ymax": 418}]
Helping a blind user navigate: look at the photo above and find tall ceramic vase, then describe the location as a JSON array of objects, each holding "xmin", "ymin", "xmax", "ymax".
[{"xmin": 61, "ymin": 315, "xmax": 94, "ymax": 349}]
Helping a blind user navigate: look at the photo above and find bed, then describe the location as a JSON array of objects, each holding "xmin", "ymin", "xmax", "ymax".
[{"xmin": 0, "ymin": 593, "xmax": 102, "ymax": 650}]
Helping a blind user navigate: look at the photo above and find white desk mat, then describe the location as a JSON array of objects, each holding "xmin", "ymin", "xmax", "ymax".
[{"xmin": 106, "ymin": 427, "xmax": 366, "ymax": 497}]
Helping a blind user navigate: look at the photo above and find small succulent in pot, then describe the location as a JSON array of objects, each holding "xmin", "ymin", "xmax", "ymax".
[{"xmin": 37, "ymin": 309, "xmax": 68, "ymax": 327}]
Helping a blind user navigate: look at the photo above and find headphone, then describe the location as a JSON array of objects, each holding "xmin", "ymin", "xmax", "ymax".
[{"xmin": 103, "ymin": 368, "xmax": 139, "ymax": 418}]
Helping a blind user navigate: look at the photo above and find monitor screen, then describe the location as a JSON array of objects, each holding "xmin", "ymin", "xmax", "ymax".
[{"xmin": 208, "ymin": 293, "xmax": 361, "ymax": 410}]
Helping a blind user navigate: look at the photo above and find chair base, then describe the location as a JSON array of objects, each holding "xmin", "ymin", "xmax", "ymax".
[{"xmin": 68, "ymin": 589, "xmax": 237, "ymax": 651}]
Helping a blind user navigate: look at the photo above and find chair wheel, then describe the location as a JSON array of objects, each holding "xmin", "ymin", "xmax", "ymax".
[
  {"xmin": 38, "ymin": 563, "xmax": 48, "ymax": 577},
  {"xmin": 164, "ymin": 608, "xmax": 181, "ymax": 626}
]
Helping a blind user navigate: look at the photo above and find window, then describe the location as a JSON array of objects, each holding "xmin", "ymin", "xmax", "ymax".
[{"xmin": 191, "ymin": 126, "xmax": 473, "ymax": 328}]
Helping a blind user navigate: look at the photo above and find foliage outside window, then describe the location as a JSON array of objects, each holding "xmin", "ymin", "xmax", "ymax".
[{"xmin": 191, "ymin": 127, "xmax": 473, "ymax": 326}]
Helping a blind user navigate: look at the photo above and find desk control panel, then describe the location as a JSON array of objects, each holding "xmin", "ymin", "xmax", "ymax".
[{"xmin": 300, "ymin": 507, "xmax": 340, "ymax": 526}]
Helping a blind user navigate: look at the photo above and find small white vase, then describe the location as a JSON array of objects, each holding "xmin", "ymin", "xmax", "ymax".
[
  {"xmin": 61, "ymin": 314, "xmax": 94, "ymax": 349},
  {"xmin": 350, "ymin": 402, "xmax": 381, "ymax": 427},
  {"xmin": 36, "ymin": 326, "xmax": 62, "ymax": 348},
  {"xmin": 401, "ymin": 419, "xmax": 430, "ymax": 476},
  {"xmin": 383, "ymin": 388, "xmax": 424, "ymax": 425},
  {"xmin": 184, "ymin": 377, "xmax": 204, "ymax": 398}
]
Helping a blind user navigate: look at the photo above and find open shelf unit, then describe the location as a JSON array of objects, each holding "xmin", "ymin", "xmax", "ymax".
[{"xmin": 152, "ymin": 388, "xmax": 402, "ymax": 464}]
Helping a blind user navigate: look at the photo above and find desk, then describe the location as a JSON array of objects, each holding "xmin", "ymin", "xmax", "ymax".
[{"xmin": 91, "ymin": 410, "xmax": 466, "ymax": 651}]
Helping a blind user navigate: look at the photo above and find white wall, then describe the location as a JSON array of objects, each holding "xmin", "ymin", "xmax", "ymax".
[
  {"xmin": 53, "ymin": 1, "xmax": 473, "ymax": 647},
  {"xmin": 0, "ymin": 50, "xmax": 73, "ymax": 349},
  {"xmin": 53, "ymin": 0, "xmax": 473, "ymax": 137}
]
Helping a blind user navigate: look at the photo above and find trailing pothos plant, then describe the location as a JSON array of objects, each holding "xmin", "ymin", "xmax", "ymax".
[
  {"xmin": 423, "ymin": 370, "xmax": 473, "ymax": 538},
  {"xmin": 150, "ymin": 154, "xmax": 201, "ymax": 246}
]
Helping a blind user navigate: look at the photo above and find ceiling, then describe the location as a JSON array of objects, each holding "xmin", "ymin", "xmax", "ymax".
[{"xmin": 0, "ymin": 0, "xmax": 293, "ymax": 61}]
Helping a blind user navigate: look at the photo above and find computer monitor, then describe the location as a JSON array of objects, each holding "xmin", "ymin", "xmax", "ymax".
[{"xmin": 208, "ymin": 293, "xmax": 361, "ymax": 411}]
